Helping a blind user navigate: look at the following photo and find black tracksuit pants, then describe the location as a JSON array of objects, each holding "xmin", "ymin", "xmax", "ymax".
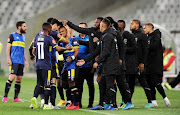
[
  {"xmin": 126, "ymin": 73, "xmax": 152, "ymax": 103},
  {"xmin": 116, "ymin": 71, "xmax": 132, "ymax": 103},
  {"xmin": 169, "ymin": 72, "xmax": 180, "ymax": 88},
  {"xmin": 76, "ymin": 67, "xmax": 94, "ymax": 107},
  {"xmin": 146, "ymin": 74, "xmax": 166, "ymax": 99},
  {"xmin": 98, "ymin": 75, "xmax": 115, "ymax": 105}
]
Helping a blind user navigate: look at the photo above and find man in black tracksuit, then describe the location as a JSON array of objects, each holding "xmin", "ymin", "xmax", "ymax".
[
  {"xmin": 144, "ymin": 23, "xmax": 170, "ymax": 107},
  {"xmin": 78, "ymin": 18, "xmax": 121, "ymax": 110},
  {"xmin": 77, "ymin": 18, "xmax": 132, "ymax": 110},
  {"xmin": 117, "ymin": 20, "xmax": 136, "ymax": 107},
  {"xmin": 130, "ymin": 20, "xmax": 153, "ymax": 108},
  {"xmin": 59, "ymin": 17, "xmax": 103, "ymax": 107}
]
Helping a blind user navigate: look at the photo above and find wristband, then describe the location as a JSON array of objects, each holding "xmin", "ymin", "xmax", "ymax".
[{"xmin": 71, "ymin": 55, "xmax": 75, "ymax": 60}]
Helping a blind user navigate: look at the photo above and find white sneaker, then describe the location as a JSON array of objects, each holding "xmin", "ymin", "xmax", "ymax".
[
  {"xmin": 48, "ymin": 102, "xmax": 52, "ymax": 108},
  {"xmin": 164, "ymin": 97, "xmax": 171, "ymax": 107},
  {"xmin": 29, "ymin": 104, "xmax": 33, "ymax": 109},
  {"xmin": 152, "ymin": 100, "xmax": 158, "ymax": 107},
  {"xmin": 41, "ymin": 99, "xmax": 45, "ymax": 108},
  {"xmin": 52, "ymin": 106, "xmax": 60, "ymax": 109},
  {"xmin": 130, "ymin": 103, "xmax": 134, "ymax": 108}
]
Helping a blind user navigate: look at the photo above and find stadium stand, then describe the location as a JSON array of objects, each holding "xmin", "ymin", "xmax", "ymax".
[
  {"xmin": 0, "ymin": 0, "xmax": 63, "ymax": 31},
  {"xmin": 0, "ymin": 0, "xmax": 179, "ymax": 79}
]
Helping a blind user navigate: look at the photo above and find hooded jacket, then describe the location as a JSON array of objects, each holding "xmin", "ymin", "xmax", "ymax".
[
  {"xmin": 132, "ymin": 29, "xmax": 148, "ymax": 66},
  {"xmin": 146, "ymin": 29, "xmax": 163, "ymax": 75},
  {"xmin": 122, "ymin": 31, "xmax": 137, "ymax": 74},
  {"xmin": 85, "ymin": 27, "xmax": 121, "ymax": 76}
]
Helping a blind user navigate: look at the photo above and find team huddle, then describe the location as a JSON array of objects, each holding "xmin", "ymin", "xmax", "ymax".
[{"xmin": 2, "ymin": 16, "xmax": 171, "ymax": 110}]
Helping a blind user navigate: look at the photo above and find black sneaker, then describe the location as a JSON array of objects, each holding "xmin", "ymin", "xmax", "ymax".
[
  {"xmin": 66, "ymin": 102, "xmax": 71, "ymax": 107},
  {"xmin": 87, "ymin": 104, "xmax": 93, "ymax": 108}
]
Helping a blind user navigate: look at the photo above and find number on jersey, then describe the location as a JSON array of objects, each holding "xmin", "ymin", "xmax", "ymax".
[{"xmin": 37, "ymin": 42, "xmax": 44, "ymax": 59}]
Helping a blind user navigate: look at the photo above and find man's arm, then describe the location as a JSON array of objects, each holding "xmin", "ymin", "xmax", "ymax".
[
  {"xmin": 66, "ymin": 47, "xmax": 79, "ymax": 62},
  {"xmin": 139, "ymin": 34, "xmax": 148, "ymax": 64},
  {"xmin": 116, "ymin": 31, "xmax": 125, "ymax": 60},
  {"xmin": 29, "ymin": 41, "xmax": 35, "ymax": 61},
  {"xmin": 126, "ymin": 33, "xmax": 136, "ymax": 54},
  {"xmin": 149, "ymin": 35, "xmax": 161, "ymax": 51},
  {"xmin": 78, "ymin": 40, "xmax": 89, "ymax": 47},
  {"xmin": 24, "ymin": 54, "xmax": 29, "ymax": 69},
  {"xmin": 6, "ymin": 44, "xmax": 12, "ymax": 66},
  {"xmin": 84, "ymin": 44, "xmax": 101, "ymax": 63},
  {"xmin": 59, "ymin": 20, "xmax": 91, "ymax": 35},
  {"xmin": 96, "ymin": 35, "xmax": 111, "ymax": 63}
]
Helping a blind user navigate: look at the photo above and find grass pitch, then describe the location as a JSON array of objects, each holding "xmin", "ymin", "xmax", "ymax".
[{"xmin": 0, "ymin": 76, "xmax": 180, "ymax": 115}]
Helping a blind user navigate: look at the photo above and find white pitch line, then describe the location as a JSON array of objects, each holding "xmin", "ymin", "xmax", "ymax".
[
  {"xmin": 0, "ymin": 95, "xmax": 119, "ymax": 115},
  {"xmin": 78, "ymin": 109, "xmax": 118, "ymax": 115}
]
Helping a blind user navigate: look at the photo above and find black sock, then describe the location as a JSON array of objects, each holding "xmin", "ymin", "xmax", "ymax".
[
  {"xmin": 156, "ymin": 83, "xmax": 166, "ymax": 98},
  {"xmin": 65, "ymin": 87, "xmax": 72, "ymax": 101},
  {"xmin": 34, "ymin": 85, "xmax": 44, "ymax": 98},
  {"xmin": 14, "ymin": 81, "xmax": 21, "ymax": 99},
  {"xmin": 44, "ymin": 87, "xmax": 51, "ymax": 105},
  {"xmin": 4, "ymin": 80, "xmax": 13, "ymax": 97},
  {"xmin": 71, "ymin": 87, "xmax": 79, "ymax": 106},
  {"xmin": 57, "ymin": 86, "xmax": 65, "ymax": 100},
  {"xmin": 50, "ymin": 84, "xmax": 56, "ymax": 106}
]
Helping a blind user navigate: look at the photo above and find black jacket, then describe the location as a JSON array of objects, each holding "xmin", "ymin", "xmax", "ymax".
[
  {"xmin": 85, "ymin": 27, "xmax": 121, "ymax": 76},
  {"xmin": 146, "ymin": 29, "xmax": 163, "ymax": 75},
  {"xmin": 132, "ymin": 29, "xmax": 148, "ymax": 65},
  {"xmin": 67, "ymin": 21, "xmax": 101, "ymax": 65},
  {"xmin": 122, "ymin": 31, "xmax": 137, "ymax": 74}
]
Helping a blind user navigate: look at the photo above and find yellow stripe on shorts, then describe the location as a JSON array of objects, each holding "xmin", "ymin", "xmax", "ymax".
[
  {"xmin": 71, "ymin": 69, "xmax": 75, "ymax": 78},
  {"xmin": 48, "ymin": 70, "xmax": 51, "ymax": 82}
]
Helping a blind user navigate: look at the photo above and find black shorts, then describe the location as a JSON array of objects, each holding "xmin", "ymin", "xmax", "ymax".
[
  {"xmin": 61, "ymin": 69, "xmax": 77, "ymax": 81},
  {"xmin": 10, "ymin": 63, "xmax": 24, "ymax": 76},
  {"xmin": 36, "ymin": 69, "xmax": 52, "ymax": 86}
]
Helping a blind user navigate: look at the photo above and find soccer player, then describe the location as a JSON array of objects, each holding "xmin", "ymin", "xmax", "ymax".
[
  {"xmin": 2, "ymin": 21, "xmax": 29, "ymax": 103},
  {"xmin": 144, "ymin": 23, "xmax": 171, "ymax": 107},
  {"xmin": 31, "ymin": 22, "xmax": 72, "ymax": 110},
  {"xmin": 29, "ymin": 18, "xmax": 70, "ymax": 109},
  {"xmin": 59, "ymin": 26, "xmax": 80, "ymax": 109}
]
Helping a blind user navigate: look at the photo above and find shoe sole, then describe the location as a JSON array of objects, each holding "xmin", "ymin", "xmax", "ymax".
[{"xmin": 31, "ymin": 98, "xmax": 38, "ymax": 109}]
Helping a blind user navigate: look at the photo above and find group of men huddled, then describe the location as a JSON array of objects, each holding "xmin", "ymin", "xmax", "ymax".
[{"xmin": 2, "ymin": 16, "xmax": 171, "ymax": 110}]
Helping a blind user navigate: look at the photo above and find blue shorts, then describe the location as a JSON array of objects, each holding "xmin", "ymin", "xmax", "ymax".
[
  {"xmin": 9, "ymin": 63, "xmax": 24, "ymax": 76},
  {"xmin": 61, "ymin": 69, "xmax": 76, "ymax": 81},
  {"xmin": 36, "ymin": 69, "xmax": 52, "ymax": 86}
]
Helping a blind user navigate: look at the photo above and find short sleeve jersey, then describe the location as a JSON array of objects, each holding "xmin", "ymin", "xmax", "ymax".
[
  {"xmin": 33, "ymin": 34, "xmax": 57, "ymax": 70},
  {"xmin": 62, "ymin": 37, "xmax": 79, "ymax": 70},
  {"xmin": 7, "ymin": 32, "xmax": 25, "ymax": 65},
  {"xmin": 33, "ymin": 30, "xmax": 62, "ymax": 69}
]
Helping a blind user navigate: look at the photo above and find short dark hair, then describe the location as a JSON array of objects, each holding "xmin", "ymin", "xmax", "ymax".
[
  {"xmin": 47, "ymin": 18, "xmax": 54, "ymax": 23},
  {"xmin": 79, "ymin": 22, "xmax": 88, "ymax": 27},
  {"xmin": 51, "ymin": 18, "xmax": 62, "ymax": 26},
  {"xmin": 117, "ymin": 20, "xmax": 126, "ymax": 25},
  {"xmin": 97, "ymin": 17, "xmax": 103, "ymax": 21},
  {"xmin": 16, "ymin": 21, "xmax": 25, "ymax": 29},
  {"xmin": 102, "ymin": 18, "xmax": 111, "ymax": 27},
  {"xmin": 145, "ymin": 23, "xmax": 154, "ymax": 29},
  {"xmin": 42, "ymin": 22, "xmax": 51, "ymax": 31},
  {"xmin": 132, "ymin": 19, "xmax": 142, "ymax": 28}
]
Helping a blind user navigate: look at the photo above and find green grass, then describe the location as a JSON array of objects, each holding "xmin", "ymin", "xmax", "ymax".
[{"xmin": 0, "ymin": 76, "xmax": 180, "ymax": 115}]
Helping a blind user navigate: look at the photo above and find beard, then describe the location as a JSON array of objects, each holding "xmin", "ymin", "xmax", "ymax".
[{"xmin": 20, "ymin": 28, "xmax": 26, "ymax": 34}]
